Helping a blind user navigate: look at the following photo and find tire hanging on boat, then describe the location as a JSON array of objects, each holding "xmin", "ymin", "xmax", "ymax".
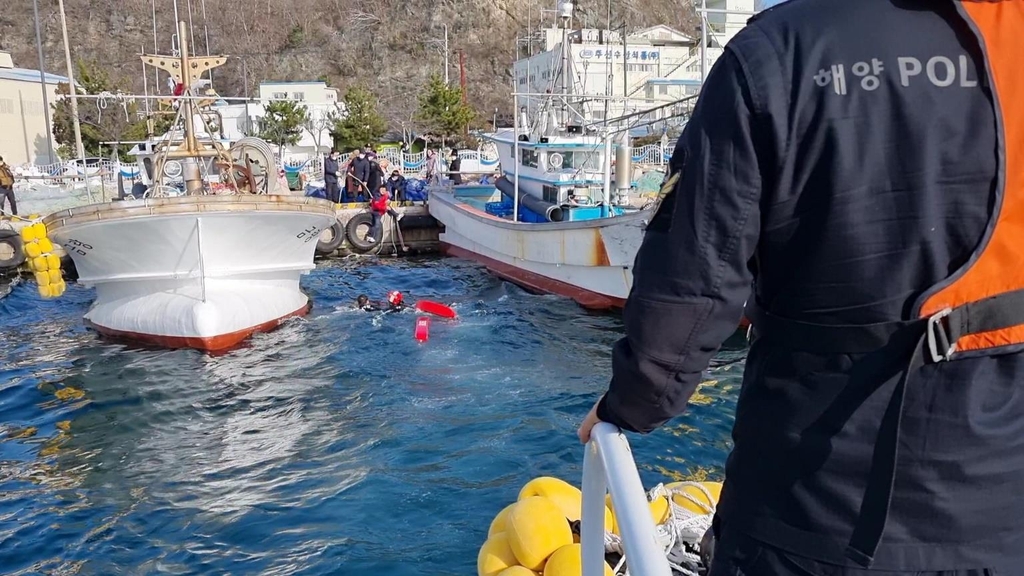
[
  {"xmin": 345, "ymin": 212, "xmax": 383, "ymax": 253},
  {"xmin": 315, "ymin": 220, "xmax": 345, "ymax": 255},
  {"xmin": 0, "ymin": 230, "xmax": 26, "ymax": 270}
]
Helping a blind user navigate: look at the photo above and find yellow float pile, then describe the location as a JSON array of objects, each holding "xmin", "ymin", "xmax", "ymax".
[
  {"xmin": 478, "ymin": 476, "xmax": 723, "ymax": 576},
  {"xmin": 20, "ymin": 221, "xmax": 65, "ymax": 299}
]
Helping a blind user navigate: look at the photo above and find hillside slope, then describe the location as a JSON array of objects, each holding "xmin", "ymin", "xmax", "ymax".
[{"xmin": 0, "ymin": 0, "xmax": 697, "ymax": 131}]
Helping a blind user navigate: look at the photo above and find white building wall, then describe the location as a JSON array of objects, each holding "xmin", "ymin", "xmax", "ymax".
[{"xmin": 511, "ymin": 0, "xmax": 758, "ymax": 128}]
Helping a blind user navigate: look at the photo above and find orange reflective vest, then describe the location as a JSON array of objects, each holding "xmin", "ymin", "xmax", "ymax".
[{"xmin": 745, "ymin": 1, "xmax": 1024, "ymax": 568}]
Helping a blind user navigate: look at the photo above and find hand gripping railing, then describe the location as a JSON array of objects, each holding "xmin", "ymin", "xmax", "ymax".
[{"xmin": 582, "ymin": 422, "xmax": 672, "ymax": 576}]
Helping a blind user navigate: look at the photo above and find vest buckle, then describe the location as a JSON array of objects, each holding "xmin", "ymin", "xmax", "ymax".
[{"xmin": 926, "ymin": 308, "xmax": 958, "ymax": 362}]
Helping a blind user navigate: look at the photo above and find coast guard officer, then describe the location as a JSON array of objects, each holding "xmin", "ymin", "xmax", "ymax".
[{"xmin": 578, "ymin": 0, "xmax": 1024, "ymax": 574}]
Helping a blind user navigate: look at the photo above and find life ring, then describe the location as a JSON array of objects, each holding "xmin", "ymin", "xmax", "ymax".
[
  {"xmin": 345, "ymin": 212, "xmax": 383, "ymax": 252},
  {"xmin": 315, "ymin": 220, "xmax": 345, "ymax": 255},
  {"xmin": 0, "ymin": 230, "xmax": 26, "ymax": 270}
]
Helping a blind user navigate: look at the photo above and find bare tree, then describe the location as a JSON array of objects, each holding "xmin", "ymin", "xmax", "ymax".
[{"xmin": 303, "ymin": 103, "xmax": 341, "ymax": 153}]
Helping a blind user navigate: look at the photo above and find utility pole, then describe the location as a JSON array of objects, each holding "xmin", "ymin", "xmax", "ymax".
[
  {"xmin": 457, "ymin": 49, "xmax": 467, "ymax": 104},
  {"xmin": 56, "ymin": 0, "xmax": 92, "ymax": 202},
  {"xmin": 444, "ymin": 25, "xmax": 450, "ymax": 84},
  {"xmin": 32, "ymin": 0, "xmax": 55, "ymax": 163}
]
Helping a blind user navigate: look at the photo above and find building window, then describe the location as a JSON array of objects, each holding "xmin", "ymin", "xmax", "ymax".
[
  {"xmin": 272, "ymin": 92, "xmax": 287, "ymax": 99},
  {"xmin": 293, "ymin": 92, "xmax": 305, "ymax": 100},
  {"xmin": 659, "ymin": 85, "xmax": 669, "ymax": 95}
]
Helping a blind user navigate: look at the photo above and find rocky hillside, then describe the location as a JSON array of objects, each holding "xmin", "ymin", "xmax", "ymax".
[{"xmin": 0, "ymin": 0, "xmax": 697, "ymax": 131}]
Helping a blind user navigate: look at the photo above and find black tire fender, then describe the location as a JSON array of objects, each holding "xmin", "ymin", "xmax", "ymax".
[
  {"xmin": 315, "ymin": 220, "xmax": 345, "ymax": 255},
  {"xmin": 345, "ymin": 212, "xmax": 382, "ymax": 253},
  {"xmin": 0, "ymin": 231, "xmax": 26, "ymax": 270}
]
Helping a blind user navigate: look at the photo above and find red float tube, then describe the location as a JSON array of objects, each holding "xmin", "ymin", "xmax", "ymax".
[
  {"xmin": 414, "ymin": 300, "xmax": 457, "ymax": 319},
  {"xmin": 414, "ymin": 316, "xmax": 430, "ymax": 342}
]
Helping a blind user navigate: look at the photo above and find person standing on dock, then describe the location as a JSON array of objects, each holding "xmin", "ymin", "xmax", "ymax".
[
  {"xmin": 323, "ymin": 150, "xmax": 342, "ymax": 204},
  {"xmin": 386, "ymin": 170, "xmax": 407, "ymax": 203},
  {"xmin": 367, "ymin": 158, "xmax": 385, "ymax": 201},
  {"xmin": 578, "ymin": 1, "xmax": 1024, "ymax": 575},
  {"xmin": 349, "ymin": 150, "xmax": 371, "ymax": 202},
  {"xmin": 0, "ymin": 157, "xmax": 16, "ymax": 217},
  {"xmin": 448, "ymin": 149, "xmax": 463, "ymax": 185}
]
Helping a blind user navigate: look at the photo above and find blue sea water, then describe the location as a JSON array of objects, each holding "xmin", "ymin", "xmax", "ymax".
[{"xmin": 0, "ymin": 256, "xmax": 746, "ymax": 575}]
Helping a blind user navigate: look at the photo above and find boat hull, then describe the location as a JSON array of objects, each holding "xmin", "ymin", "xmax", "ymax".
[
  {"xmin": 44, "ymin": 195, "xmax": 337, "ymax": 352},
  {"xmin": 429, "ymin": 189, "xmax": 647, "ymax": 310}
]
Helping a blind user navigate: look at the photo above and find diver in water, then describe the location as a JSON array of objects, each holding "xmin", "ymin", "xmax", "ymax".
[
  {"xmin": 356, "ymin": 294, "xmax": 382, "ymax": 311},
  {"xmin": 356, "ymin": 291, "xmax": 407, "ymax": 313}
]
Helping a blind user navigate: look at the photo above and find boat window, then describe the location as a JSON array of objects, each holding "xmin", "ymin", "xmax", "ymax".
[
  {"xmin": 561, "ymin": 150, "xmax": 602, "ymax": 171},
  {"xmin": 521, "ymin": 149, "xmax": 539, "ymax": 168}
]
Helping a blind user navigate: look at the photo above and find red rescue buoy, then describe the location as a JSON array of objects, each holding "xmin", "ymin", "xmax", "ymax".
[
  {"xmin": 414, "ymin": 300, "xmax": 457, "ymax": 319},
  {"xmin": 415, "ymin": 316, "xmax": 430, "ymax": 341}
]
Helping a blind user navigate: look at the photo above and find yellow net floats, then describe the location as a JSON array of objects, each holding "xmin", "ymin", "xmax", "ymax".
[{"xmin": 20, "ymin": 221, "xmax": 65, "ymax": 299}]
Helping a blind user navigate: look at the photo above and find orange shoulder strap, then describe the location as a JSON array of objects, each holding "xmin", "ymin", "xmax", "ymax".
[{"xmin": 919, "ymin": 1, "xmax": 1024, "ymax": 352}]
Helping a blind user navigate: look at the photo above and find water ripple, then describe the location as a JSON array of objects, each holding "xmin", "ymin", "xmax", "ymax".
[{"xmin": 0, "ymin": 255, "xmax": 744, "ymax": 574}]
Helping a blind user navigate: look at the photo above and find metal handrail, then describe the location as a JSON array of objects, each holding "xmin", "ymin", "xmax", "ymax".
[{"xmin": 582, "ymin": 422, "xmax": 672, "ymax": 576}]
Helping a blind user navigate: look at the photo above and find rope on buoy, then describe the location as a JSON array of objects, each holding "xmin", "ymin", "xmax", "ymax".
[{"xmin": 19, "ymin": 221, "xmax": 66, "ymax": 299}]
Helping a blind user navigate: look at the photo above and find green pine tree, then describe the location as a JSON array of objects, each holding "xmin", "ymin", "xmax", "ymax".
[
  {"xmin": 258, "ymin": 100, "xmax": 310, "ymax": 156},
  {"xmin": 330, "ymin": 86, "xmax": 388, "ymax": 151},
  {"xmin": 416, "ymin": 73, "xmax": 475, "ymax": 142}
]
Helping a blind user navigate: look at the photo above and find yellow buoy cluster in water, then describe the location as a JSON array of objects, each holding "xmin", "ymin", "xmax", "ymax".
[
  {"xmin": 20, "ymin": 222, "xmax": 65, "ymax": 299},
  {"xmin": 478, "ymin": 476, "xmax": 616, "ymax": 576}
]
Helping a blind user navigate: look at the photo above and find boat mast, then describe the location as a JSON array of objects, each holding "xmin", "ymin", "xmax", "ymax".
[
  {"xmin": 56, "ymin": 0, "xmax": 92, "ymax": 203},
  {"xmin": 558, "ymin": 0, "xmax": 572, "ymax": 127},
  {"xmin": 32, "ymin": 0, "xmax": 55, "ymax": 163},
  {"xmin": 700, "ymin": 0, "xmax": 707, "ymax": 84},
  {"xmin": 141, "ymin": 22, "xmax": 236, "ymax": 195}
]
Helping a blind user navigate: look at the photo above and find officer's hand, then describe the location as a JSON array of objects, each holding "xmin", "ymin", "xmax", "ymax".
[{"xmin": 577, "ymin": 396, "xmax": 604, "ymax": 444}]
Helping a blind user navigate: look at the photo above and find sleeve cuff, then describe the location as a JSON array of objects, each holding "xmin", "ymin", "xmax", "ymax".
[{"xmin": 596, "ymin": 393, "xmax": 640, "ymax": 433}]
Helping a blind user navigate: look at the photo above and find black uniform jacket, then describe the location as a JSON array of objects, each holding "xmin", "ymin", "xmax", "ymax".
[{"xmin": 597, "ymin": 0, "xmax": 1024, "ymax": 569}]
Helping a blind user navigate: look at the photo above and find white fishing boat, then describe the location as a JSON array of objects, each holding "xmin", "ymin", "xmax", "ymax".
[
  {"xmin": 44, "ymin": 23, "xmax": 336, "ymax": 352},
  {"xmin": 428, "ymin": 1, "xmax": 654, "ymax": 310}
]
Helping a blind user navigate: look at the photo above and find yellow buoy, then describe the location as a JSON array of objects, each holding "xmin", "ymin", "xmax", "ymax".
[
  {"xmin": 648, "ymin": 494, "xmax": 671, "ymax": 524},
  {"xmin": 32, "ymin": 255, "xmax": 48, "ymax": 271},
  {"xmin": 37, "ymin": 284, "xmax": 48, "ymax": 298},
  {"xmin": 47, "ymin": 269, "xmax": 62, "ymax": 284},
  {"xmin": 46, "ymin": 253, "xmax": 60, "ymax": 270},
  {"xmin": 25, "ymin": 241, "xmax": 41, "ymax": 258},
  {"xmin": 664, "ymin": 482, "xmax": 722, "ymax": 515},
  {"xmin": 20, "ymin": 225, "xmax": 37, "ymax": 242},
  {"xmin": 519, "ymin": 477, "xmax": 613, "ymax": 531},
  {"xmin": 506, "ymin": 496, "xmax": 574, "ymax": 571},
  {"xmin": 497, "ymin": 567, "xmax": 540, "ymax": 576},
  {"xmin": 34, "ymin": 271, "xmax": 50, "ymax": 286},
  {"xmin": 478, "ymin": 532, "xmax": 520, "ymax": 576},
  {"xmin": 32, "ymin": 222, "xmax": 47, "ymax": 238},
  {"xmin": 37, "ymin": 237, "xmax": 54, "ymax": 253},
  {"xmin": 606, "ymin": 493, "xmax": 671, "ymax": 535},
  {"xmin": 542, "ymin": 543, "xmax": 614, "ymax": 576},
  {"xmin": 518, "ymin": 477, "xmax": 579, "ymax": 501},
  {"xmin": 489, "ymin": 503, "xmax": 516, "ymax": 538}
]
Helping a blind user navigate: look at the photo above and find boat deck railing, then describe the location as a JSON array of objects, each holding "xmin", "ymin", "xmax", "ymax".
[{"xmin": 582, "ymin": 422, "xmax": 672, "ymax": 576}]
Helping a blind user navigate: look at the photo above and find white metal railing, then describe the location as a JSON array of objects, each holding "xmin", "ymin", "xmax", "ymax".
[
  {"xmin": 582, "ymin": 422, "xmax": 672, "ymax": 576},
  {"xmin": 11, "ymin": 144, "xmax": 670, "ymax": 190}
]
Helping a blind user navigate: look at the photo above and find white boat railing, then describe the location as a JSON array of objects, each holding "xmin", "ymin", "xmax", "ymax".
[
  {"xmin": 582, "ymin": 422, "xmax": 672, "ymax": 576},
  {"xmin": 11, "ymin": 144, "xmax": 672, "ymax": 190}
]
